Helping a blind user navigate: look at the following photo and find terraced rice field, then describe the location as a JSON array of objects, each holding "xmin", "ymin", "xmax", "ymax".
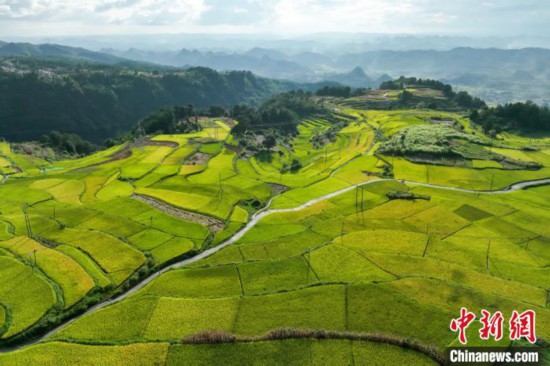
[{"xmin": 0, "ymin": 109, "xmax": 549, "ymax": 364}]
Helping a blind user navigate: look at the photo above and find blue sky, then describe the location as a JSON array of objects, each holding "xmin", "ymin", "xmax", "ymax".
[{"xmin": 0, "ymin": 0, "xmax": 547, "ymax": 37}]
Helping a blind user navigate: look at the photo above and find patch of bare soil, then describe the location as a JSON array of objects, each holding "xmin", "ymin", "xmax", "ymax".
[
  {"xmin": 269, "ymin": 183, "xmax": 289, "ymax": 195},
  {"xmin": 224, "ymin": 143, "xmax": 243, "ymax": 154},
  {"xmin": 108, "ymin": 144, "xmax": 132, "ymax": 161},
  {"xmin": 222, "ymin": 118, "xmax": 236, "ymax": 127},
  {"xmin": 132, "ymin": 194, "xmax": 225, "ymax": 234},
  {"xmin": 186, "ymin": 152, "xmax": 212, "ymax": 165},
  {"xmin": 142, "ymin": 140, "xmax": 179, "ymax": 148}
]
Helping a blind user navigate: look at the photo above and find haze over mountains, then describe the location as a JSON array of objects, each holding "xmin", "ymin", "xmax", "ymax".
[
  {"xmin": 103, "ymin": 46, "xmax": 550, "ymax": 103},
  {"xmin": 107, "ymin": 43, "xmax": 550, "ymax": 106},
  {"xmin": 0, "ymin": 42, "xmax": 127, "ymax": 65},
  {"xmin": 2, "ymin": 36, "xmax": 550, "ymax": 106}
]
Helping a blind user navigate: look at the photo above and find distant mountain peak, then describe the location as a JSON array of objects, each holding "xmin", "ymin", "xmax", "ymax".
[
  {"xmin": 245, "ymin": 47, "xmax": 286, "ymax": 60},
  {"xmin": 348, "ymin": 66, "xmax": 367, "ymax": 77}
]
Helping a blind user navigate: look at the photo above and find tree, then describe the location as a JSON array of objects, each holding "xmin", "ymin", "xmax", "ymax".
[
  {"xmin": 208, "ymin": 106, "xmax": 226, "ymax": 117},
  {"xmin": 399, "ymin": 90, "xmax": 414, "ymax": 104},
  {"xmin": 289, "ymin": 158, "xmax": 302, "ymax": 173},
  {"xmin": 263, "ymin": 135, "xmax": 277, "ymax": 149},
  {"xmin": 315, "ymin": 86, "xmax": 352, "ymax": 98}
]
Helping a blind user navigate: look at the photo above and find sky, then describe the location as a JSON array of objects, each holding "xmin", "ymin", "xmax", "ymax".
[{"xmin": 0, "ymin": 0, "xmax": 548, "ymax": 37}]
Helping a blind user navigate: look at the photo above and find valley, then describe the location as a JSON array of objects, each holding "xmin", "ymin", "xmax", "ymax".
[{"xmin": 0, "ymin": 87, "xmax": 549, "ymax": 364}]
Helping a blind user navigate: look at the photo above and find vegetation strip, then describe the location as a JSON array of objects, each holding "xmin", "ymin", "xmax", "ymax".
[
  {"xmin": 180, "ymin": 328, "xmax": 446, "ymax": 365},
  {"xmin": 132, "ymin": 194, "xmax": 225, "ymax": 233}
]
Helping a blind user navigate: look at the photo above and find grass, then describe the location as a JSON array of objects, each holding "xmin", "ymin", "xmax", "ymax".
[
  {"xmin": 238, "ymin": 243, "xmax": 270, "ymax": 261},
  {"xmin": 137, "ymin": 266, "xmax": 242, "ymax": 298},
  {"xmin": 0, "ymin": 342, "xmax": 170, "ymax": 366},
  {"xmin": 239, "ymin": 257, "xmax": 310, "ymax": 295},
  {"xmin": 347, "ymin": 283, "xmax": 453, "ymax": 346},
  {"xmin": 149, "ymin": 237, "xmax": 195, "ymax": 264},
  {"xmin": 45, "ymin": 180, "xmax": 84, "ymax": 205},
  {"xmin": 308, "ymin": 244, "xmax": 394, "ymax": 283},
  {"xmin": 56, "ymin": 245, "xmax": 112, "ymax": 289},
  {"xmin": 237, "ymin": 224, "xmax": 308, "ymax": 244},
  {"xmin": 76, "ymin": 212, "xmax": 145, "ymax": 238},
  {"xmin": 166, "ymin": 338, "xmax": 436, "ymax": 365},
  {"xmin": 136, "ymin": 188, "xmax": 233, "ymax": 220},
  {"xmin": 0, "ymin": 186, "xmax": 51, "ymax": 205},
  {"xmin": 1, "ymin": 237, "xmax": 94, "ymax": 308},
  {"xmin": 263, "ymin": 231, "xmax": 330, "ymax": 259},
  {"xmin": 0, "ymin": 304, "xmax": 5, "ymax": 335},
  {"xmin": 403, "ymin": 205, "xmax": 471, "ymax": 236},
  {"xmin": 1, "ymin": 104, "xmax": 550, "ymax": 362},
  {"xmin": 0, "ymin": 257, "xmax": 57, "ymax": 338},
  {"xmin": 131, "ymin": 209, "xmax": 209, "ymax": 241},
  {"xmin": 339, "ymin": 230, "xmax": 428, "ymax": 257},
  {"xmin": 230, "ymin": 206, "xmax": 249, "ymax": 223},
  {"xmin": 234, "ymin": 285, "xmax": 346, "ymax": 337},
  {"xmin": 128, "ymin": 229, "xmax": 173, "ymax": 251},
  {"xmin": 370, "ymin": 253, "xmax": 547, "ymax": 307},
  {"xmin": 453, "ymin": 204, "xmax": 492, "ymax": 221},
  {"xmin": 0, "ymin": 221, "xmax": 13, "ymax": 240},
  {"xmin": 143, "ymin": 297, "xmax": 240, "ymax": 340},
  {"xmin": 55, "ymin": 297, "xmax": 158, "ymax": 341},
  {"xmin": 96, "ymin": 180, "xmax": 134, "ymax": 201},
  {"xmin": 45, "ymin": 229, "xmax": 146, "ymax": 284},
  {"xmin": 190, "ymin": 246, "xmax": 243, "ymax": 267}
]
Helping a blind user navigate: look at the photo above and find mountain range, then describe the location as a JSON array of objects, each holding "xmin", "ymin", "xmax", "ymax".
[{"xmin": 100, "ymin": 45, "xmax": 550, "ymax": 105}]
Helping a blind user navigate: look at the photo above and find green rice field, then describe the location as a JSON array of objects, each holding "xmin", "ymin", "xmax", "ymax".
[{"xmin": 0, "ymin": 106, "xmax": 549, "ymax": 365}]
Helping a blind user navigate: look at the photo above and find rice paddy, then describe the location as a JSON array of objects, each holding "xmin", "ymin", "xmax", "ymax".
[{"xmin": 0, "ymin": 107, "xmax": 549, "ymax": 364}]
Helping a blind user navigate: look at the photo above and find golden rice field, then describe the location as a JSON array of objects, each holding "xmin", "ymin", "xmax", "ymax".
[{"xmin": 0, "ymin": 107, "xmax": 549, "ymax": 365}]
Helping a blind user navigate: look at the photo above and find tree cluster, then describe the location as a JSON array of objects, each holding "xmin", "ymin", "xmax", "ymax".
[
  {"xmin": 471, "ymin": 101, "xmax": 550, "ymax": 133},
  {"xmin": 231, "ymin": 90, "xmax": 325, "ymax": 134},
  {"xmin": 0, "ymin": 60, "xmax": 294, "ymax": 143},
  {"xmin": 40, "ymin": 131, "xmax": 96, "ymax": 155},
  {"xmin": 380, "ymin": 77, "xmax": 453, "ymax": 95},
  {"xmin": 315, "ymin": 86, "xmax": 352, "ymax": 98},
  {"xmin": 382, "ymin": 76, "xmax": 486, "ymax": 109}
]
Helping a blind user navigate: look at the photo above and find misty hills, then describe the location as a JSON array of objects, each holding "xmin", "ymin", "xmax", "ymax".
[
  {"xmin": 104, "ymin": 46, "xmax": 550, "ymax": 105},
  {"xmin": 106, "ymin": 47, "xmax": 313, "ymax": 81},
  {"xmin": 0, "ymin": 42, "xmax": 127, "ymax": 65},
  {"xmin": 335, "ymin": 47, "xmax": 550, "ymax": 75},
  {"xmin": 323, "ymin": 67, "xmax": 392, "ymax": 88},
  {"xmin": 103, "ymin": 45, "xmax": 550, "ymax": 78},
  {"xmin": 2, "ymin": 40, "xmax": 550, "ymax": 104}
]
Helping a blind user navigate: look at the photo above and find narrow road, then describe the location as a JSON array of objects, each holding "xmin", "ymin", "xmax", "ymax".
[
  {"xmin": 2, "ymin": 176, "xmax": 550, "ymax": 352},
  {"xmin": 404, "ymin": 177, "xmax": 550, "ymax": 194}
]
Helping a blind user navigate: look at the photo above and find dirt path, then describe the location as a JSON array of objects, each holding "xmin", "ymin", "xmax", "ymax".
[
  {"xmin": 132, "ymin": 194, "xmax": 225, "ymax": 233},
  {"xmin": 2, "ymin": 175, "xmax": 550, "ymax": 353}
]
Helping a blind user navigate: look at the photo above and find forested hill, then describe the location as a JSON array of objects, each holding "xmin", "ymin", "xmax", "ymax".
[
  {"xmin": 0, "ymin": 42, "xmax": 128, "ymax": 64},
  {"xmin": 0, "ymin": 58, "xmax": 300, "ymax": 143}
]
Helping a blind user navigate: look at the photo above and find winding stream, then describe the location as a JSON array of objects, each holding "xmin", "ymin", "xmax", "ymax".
[{"xmin": 2, "ymin": 176, "xmax": 550, "ymax": 352}]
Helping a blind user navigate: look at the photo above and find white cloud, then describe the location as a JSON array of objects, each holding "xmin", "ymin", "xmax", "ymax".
[
  {"xmin": 233, "ymin": 7, "xmax": 248, "ymax": 14},
  {"xmin": 429, "ymin": 12, "xmax": 457, "ymax": 24},
  {"xmin": 255, "ymin": 0, "xmax": 462, "ymax": 34},
  {"xmin": 0, "ymin": 0, "xmax": 547, "ymax": 37},
  {"xmin": 0, "ymin": 0, "xmax": 209, "ymax": 25}
]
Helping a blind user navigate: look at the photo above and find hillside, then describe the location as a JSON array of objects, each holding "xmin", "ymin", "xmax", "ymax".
[
  {"xmin": 0, "ymin": 87, "xmax": 548, "ymax": 364},
  {"xmin": 103, "ymin": 46, "xmax": 550, "ymax": 105},
  {"xmin": 0, "ymin": 58, "xmax": 300, "ymax": 143},
  {"xmin": 0, "ymin": 42, "xmax": 128, "ymax": 65}
]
